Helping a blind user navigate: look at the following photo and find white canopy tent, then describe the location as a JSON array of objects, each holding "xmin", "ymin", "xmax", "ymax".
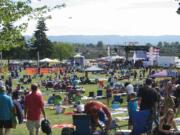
[
  {"xmin": 39, "ymin": 58, "xmax": 54, "ymax": 63},
  {"xmin": 108, "ymin": 55, "xmax": 126, "ymax": 62},
  {"xmin": 51, "ymin": 59, "xmax": 60, "ymax": 63}
]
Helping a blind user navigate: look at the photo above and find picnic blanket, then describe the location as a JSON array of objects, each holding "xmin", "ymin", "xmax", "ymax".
[
  {"xmin": 64, "ymin": 112, "xmax": 75, "ymax": 115},
  {"xmin": 111, "ymin": 107, "xmax": 128, "ymax": 115},
  {"xmin": 111, "ymin": 111, "xmax": 126, "ymax": 115},
  {"xmin": 112, "ymin": 107, "xmax": 127, "ymax": 112},
  {"xmin": 52, "ymin": 124, "xmax": 74, "ymax": 128},
  {"xmin": 115, "ymin": 116, "xmax": 129, "ymax": 121}
]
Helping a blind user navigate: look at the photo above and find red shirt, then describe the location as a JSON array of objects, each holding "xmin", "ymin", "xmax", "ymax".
[
  {"xmin": 85, "ymin": 101, "xmax": 112, "ymax": 124},
  {"xmin": 25, "ymin": 91, "xmax": 44, "ymax": 120}
]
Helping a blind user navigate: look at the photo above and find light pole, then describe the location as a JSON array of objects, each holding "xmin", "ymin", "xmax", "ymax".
[
  {"xmin": 0, "ymin": 52, "xmax": 2, "ymax": 68},
  {"xmin": 37, "ymin": 51, "xmax": 39, "ymax": 68}
]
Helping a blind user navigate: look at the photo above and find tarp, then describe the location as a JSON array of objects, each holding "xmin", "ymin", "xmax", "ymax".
[
  {"xmin": 85, "ymin": 65, "xmax": 104, "ymax": 72},
  {"xmin": 150, "ymin": 70, "xmax": 179, "ymax": 78},
  {"xmin": 150, "ymin": 70, "xmax": 167, "ymax": 78}
]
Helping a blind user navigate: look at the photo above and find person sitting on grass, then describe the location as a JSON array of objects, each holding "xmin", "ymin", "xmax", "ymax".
[
  {"xmin": 74, "ymin": 101, "xmax": 84, "ymax": 113},
  {"xmin": 157, "ymin": 108, "xmax": 180, "ymax": 135}
]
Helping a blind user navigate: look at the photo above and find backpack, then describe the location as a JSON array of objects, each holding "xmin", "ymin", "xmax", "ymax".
[{"xmin": 41, "ymin": 119, "xmax": 52, "ymax": 135}]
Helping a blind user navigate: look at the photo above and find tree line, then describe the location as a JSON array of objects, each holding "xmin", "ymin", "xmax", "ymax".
[{"xmin": 1, "ymin": 0, "xmax": 180, "ymax": 61}]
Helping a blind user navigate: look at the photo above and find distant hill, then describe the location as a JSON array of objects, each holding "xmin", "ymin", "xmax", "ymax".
[{"xmin": 25, "ymin": 35, "xmax": 180, "ymax": 45}]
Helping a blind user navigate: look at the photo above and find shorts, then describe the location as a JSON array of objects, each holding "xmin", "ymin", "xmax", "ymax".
[
  {"xmin": 26, "ymin": 120, "xmax": 40, "ymax": 132},
  {"xmin": 0, "ymin": 120, "xmax": 12, "ymax": 128}
]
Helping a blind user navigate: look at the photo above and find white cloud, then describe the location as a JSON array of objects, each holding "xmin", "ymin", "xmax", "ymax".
[{"xmin": 24, "ymin": 0, "xmax": 180, "ymax": 35}]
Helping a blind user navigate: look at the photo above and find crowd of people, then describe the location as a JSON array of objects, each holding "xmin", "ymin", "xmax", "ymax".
[{"xmin": 0, "ymin": 64, "xmax": 179, "ymax": 135}]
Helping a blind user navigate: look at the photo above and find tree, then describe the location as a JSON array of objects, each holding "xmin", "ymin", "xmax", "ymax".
[
  {"xmin": 0, "ymin": 0, "xmax": 65, "ymax": 51},
  {"xmin": 30, "ymin": 18, "xmax": 52, "ymax": 59},
  {"xmin": 97, "ymin": 41, "xmax": 104, "ymax": 48},
  {"xmin": 145, "ymin": 43, "xmax": 152, "ymax": 47},
  {"xmin": 177, "ymin": 2, "xmax": 180, "ymax": 14},
  {"xmin": 0, "ymin": 0, "xmax": 32, "ymax": 50},
  {"xmin": 52, "ymin": 42, "xmax": 74, "ymax": 60}
]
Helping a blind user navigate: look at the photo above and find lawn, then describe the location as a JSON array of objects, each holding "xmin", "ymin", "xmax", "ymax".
[
  {"xmin": 7, "ymin": 71, "xmax": 129, "ymax": 135},
  {"xmin": 2, "ymin": 69, "xmax": 179, "ymax": 135}
]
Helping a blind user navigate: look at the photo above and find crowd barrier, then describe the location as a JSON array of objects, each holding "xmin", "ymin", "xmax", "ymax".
[{"xmin": 25, "ymin": 67, "xmax": 65, "ymax": 75}]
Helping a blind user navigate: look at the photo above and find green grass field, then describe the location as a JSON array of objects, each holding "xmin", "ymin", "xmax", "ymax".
[
  {"xmin": 1, "ymin": 70, "xmax": 179, "ymax": 135},
  {"xmin": 7, "ymin": 71, "xmax": 128, "ymax": 135}
]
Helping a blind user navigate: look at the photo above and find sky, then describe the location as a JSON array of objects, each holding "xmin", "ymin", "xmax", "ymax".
[{"xmin": 23, "ymin": 0, "xmax": 180, "ymax": 36}]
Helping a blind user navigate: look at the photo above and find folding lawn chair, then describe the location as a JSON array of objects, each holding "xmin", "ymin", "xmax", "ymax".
[
  {"xmin": 96, "ymin": 90, "xmax": 105, "ymax": 99},
  {"xmin": 131, "ymin": 109, "xmax": 151, "ymax": 135},
  {"xmin": 73, "ymin": 113, "xmax": 92, "ymax": 135}
]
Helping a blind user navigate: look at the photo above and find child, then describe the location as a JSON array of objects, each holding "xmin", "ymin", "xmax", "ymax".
[
  {"xmin": 128, "ymin": 92, "xmax": 138, "ymax": 130},
  {"xmin": 55, "ymin": 103, "xmax": 62, "ymax": 114}
]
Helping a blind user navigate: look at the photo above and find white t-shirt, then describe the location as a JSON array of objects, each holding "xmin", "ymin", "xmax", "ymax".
[
  {"xmin": 126, "ymin": 84, "xmax": 134, "ymax": 95},
  {"xmin": 76, "ymin": 104, "xmax": 84, "ymax": 113},
  {"xmin": 55, "ymin": 105, "xmax": 62, "ymax": 114}
]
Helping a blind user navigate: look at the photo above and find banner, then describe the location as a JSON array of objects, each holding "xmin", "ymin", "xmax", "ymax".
[{"xmin": 25, "ymin": 68, "xmax": 38, "ymax": 75}]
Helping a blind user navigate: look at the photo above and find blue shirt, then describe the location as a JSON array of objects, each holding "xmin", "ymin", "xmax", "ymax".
[
  {"xmin": 128, "ymin": 99, "xmax": 138, "ymax": 117},
  {"xmin": 0, "ymin": 92, "xmax": 14, "ymax": 120}
]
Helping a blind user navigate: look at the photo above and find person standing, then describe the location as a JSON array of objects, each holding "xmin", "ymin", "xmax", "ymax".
[
  {"xmin": 137, "ymin": 78, "xmax": 159, "ymax": 134},
  {"xmin": 125, "ymin": 82, "xmax": 134, "ymax": 102},
  {"xmin": 24, "ymin": 83, "xmax": 46, "ymax": 135},
  {"xmin": 0, "ymin": 81, "xmax": 14, "ymax": 135},
  {"xmin": 127, "ymin": 92, "xmax": 138, "ymax": 130}
]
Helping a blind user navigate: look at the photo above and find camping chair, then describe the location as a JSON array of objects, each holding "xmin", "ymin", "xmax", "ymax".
[
  {"xmin": 88, "ymin": 92, "xmax": 95, "ymax": 98},
  {"xmin": 131, "ymin": 109, "xmax": 151, "ymax": 135},
  {"xmin": 96, "ymin": 90, "xmax": 105, "ymax": 99},
  {"xmin": 112, "ymin": 95, "xmax": 123, "ymax": 103},
  {"xmin": 73, "ymin": 113, "xmax": 92, "ymax": 135}
]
